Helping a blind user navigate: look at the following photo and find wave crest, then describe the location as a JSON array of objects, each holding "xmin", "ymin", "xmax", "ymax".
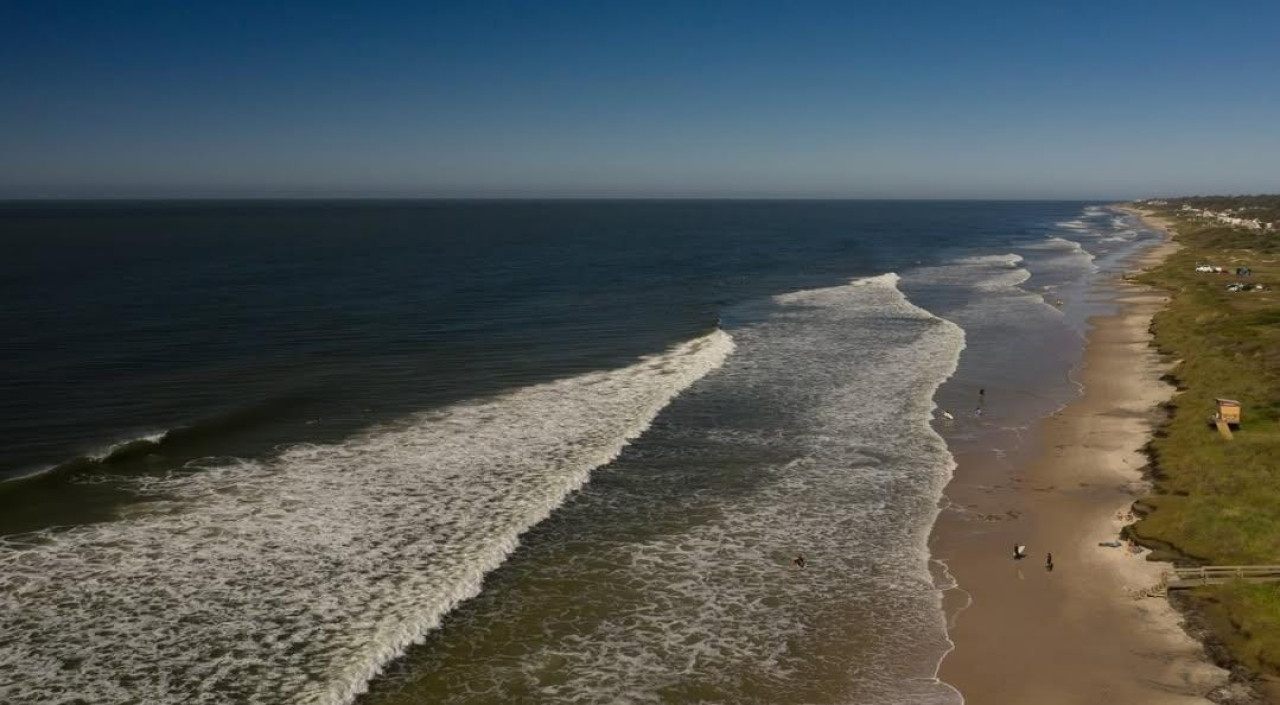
[{"xmin": 0, "ymin": 331, "xmax": 733, "ymax": 705}]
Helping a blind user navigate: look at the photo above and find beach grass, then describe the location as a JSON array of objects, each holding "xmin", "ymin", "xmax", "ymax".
[
  {"xmin": 1203, "ymin": 581, "xmax": 1280, "ymax": 673},
  {"xmin": 1128, "ymin": 204, "xmax": 1280, "ymax": 678}
]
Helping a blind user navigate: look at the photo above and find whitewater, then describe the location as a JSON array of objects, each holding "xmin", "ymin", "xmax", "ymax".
[
  {"xmin": 358, "ymin": 273, "xmax": 968, "ymax": 705},
  {"xmin": 0, "ymin": 331, "xmax": 732, "ymax": 705},
  {"xmin": 0, "ymin": 202, "xmax": 1144, "ymax": 705}
]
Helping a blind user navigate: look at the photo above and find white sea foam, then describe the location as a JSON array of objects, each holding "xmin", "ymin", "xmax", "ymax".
[
  {"xmin": 1021, "ymin": 237, "xmax": 1098, "ymax": 281},
  {"xmin": 1099, "ymin": 229, "xmax": 1139, "ymax": 243},
  {"xmin": 955, "ymin": 253, "xmax": 1024, "ymax": 267},
  {"xmin": 1013, "ymin": 240, "xmax": 1095, "ymax": 284},
  {"xmin": 1053, "ymin": 218, "xmax": 1091, "ymax": 231},
  {"xmin": 1052, "ymin": 208, "xmax": 1144, "ymax": 254},
  {"xmin": 909, "ymin": 254, "xmax": 1034, "ymax": 293},
  {"xmin": 1026, "ymin": 236, "xmax": 1092, "ymax": 255},
  {"xmin": 902, "ymin": 250, "xmax": 1084, "ymax": 427},
  {"xmin": 87, "ymin": 430, "xmax": 170, "ymax": 460},
  {"xmin": 0, "ymin": 331, "xmax": 733, "ymax": 705},
  {"xmin": 419, "ymin": 274, "xmax": 969, "ymax": 703},
  {"xmin": 3, "ymin": 431, "xmax": 173, "ymax": 484}
]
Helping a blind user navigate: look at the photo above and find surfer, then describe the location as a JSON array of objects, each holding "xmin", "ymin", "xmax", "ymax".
[
  {"xmin": 1013, "ymin": 544, "xmax": 1027, "ymax": 560},
  {"xmin": 792, "ymin": 553, "xmax": 807, "ymax": 569}
]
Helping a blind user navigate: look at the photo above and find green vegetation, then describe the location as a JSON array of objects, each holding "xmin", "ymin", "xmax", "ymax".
[
  {"xmin": 1195, "ymin": 581, "xmax": 1280, "ymax": 675},
  {"xmin": 1128, "ymin": 196, "xmax": 1280, "ymax": 678}
]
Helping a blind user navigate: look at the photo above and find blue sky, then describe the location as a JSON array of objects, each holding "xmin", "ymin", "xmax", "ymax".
[{"xmin": 2, "ymin": 1, "xmax": 1278, "ymax": 199}]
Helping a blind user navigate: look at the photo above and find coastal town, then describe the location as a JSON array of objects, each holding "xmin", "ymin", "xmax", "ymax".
[{"xmin": 1138, "ymin": 197, "xmax": 1279, "ymax": 233}]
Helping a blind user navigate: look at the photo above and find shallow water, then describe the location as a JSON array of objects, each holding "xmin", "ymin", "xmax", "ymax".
[{"xmin": 360, "ymin": 274, "xmax": 964, "ymax": 704}]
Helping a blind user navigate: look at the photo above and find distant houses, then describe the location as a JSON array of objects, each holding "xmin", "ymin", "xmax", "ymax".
[
  {"xmin": 1134, "ymin": 196, "xmax": 1280, "ymax": 233},
  {"xmin": 1175, "ymin": 204, "xmax": 1276, "ymax": 233}
]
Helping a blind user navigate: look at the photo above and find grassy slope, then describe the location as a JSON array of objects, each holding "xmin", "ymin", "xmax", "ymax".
[{"xmin": 1129, "ymin": 205, "xmax": 1280, "ymax": 678}]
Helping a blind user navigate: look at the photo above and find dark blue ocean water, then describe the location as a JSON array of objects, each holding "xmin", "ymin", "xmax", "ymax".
[
  {"xmin": 0, "ymin": 200, "xmax": 1153, "ymax": 705},
  {"xmin": 1, "ymin": 201, "xmax": 1081, "ymax": 483}
]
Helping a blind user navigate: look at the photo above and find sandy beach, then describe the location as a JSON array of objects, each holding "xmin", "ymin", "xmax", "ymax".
[{"xmin": 934, "ymin": 214, "xmax": 1236, "ymax": 704}]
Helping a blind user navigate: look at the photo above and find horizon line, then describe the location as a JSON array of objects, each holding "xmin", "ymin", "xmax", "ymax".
[{"xmin": 0, "ymin": 195, "xmax": 1135, "ymax": 204}]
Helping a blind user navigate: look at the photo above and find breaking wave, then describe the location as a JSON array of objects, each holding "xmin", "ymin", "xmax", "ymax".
[
  {"xmin": 0, "ymin": 331, "xmax": 733, "ymax": 705},
  {"xmin": 2, "ymin": 395, "xmax": 318, "ymax": 485},
  {"xmin": 361, "ymin": 273, "xmax": 968, "ymax": 704},
  {"xmin": 906, "ymin": 254, "xmax": 1034, "ymax": 295},
  {"xmin": 1021, "ymin": 237, "xmax": 1099, "ymax": 282},
  {"xmin": 2, "ymin": 432, "xmax": 171, "ymax": 485}
]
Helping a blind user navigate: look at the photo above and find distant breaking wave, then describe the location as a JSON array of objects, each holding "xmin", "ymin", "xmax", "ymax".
[
  {"xmin": 1, "ymin": 431, "xmax": 170, "ymax": 484},
  {"xmin": 0, "ymin": 330, "xmax": 733, "ymax": 705},
  {"xmin": 2, "ymin": 395, "xmax": 314, "ymax": 485}
]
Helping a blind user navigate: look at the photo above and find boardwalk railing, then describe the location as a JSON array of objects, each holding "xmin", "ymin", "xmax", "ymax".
[
  {"xmin": 1133, "ymin": 566, "xmax": 1280, "ymax": 598},
  {"xmin": 1172, "ymin": 565, "xmax": 1280, "ymax": 579}
]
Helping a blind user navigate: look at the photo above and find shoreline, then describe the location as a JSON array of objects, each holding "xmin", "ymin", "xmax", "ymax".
[{"xmin": 933, "ymin": 212, "xmax": 1234, "ymax": 703}]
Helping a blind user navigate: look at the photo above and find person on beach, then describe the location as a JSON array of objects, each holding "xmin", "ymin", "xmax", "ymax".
[
  {"xmin": 792, "ymin": 553, "xmax": 806, "ymax": 569},
  {"xmin": 1046, "ymin": 552, "xmax": 1054, "ymax": 571}
]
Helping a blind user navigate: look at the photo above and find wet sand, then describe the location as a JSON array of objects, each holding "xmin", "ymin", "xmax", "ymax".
[{"xmin": 934, "ymin": 216, "xmax": 1231, "ymax": 704}]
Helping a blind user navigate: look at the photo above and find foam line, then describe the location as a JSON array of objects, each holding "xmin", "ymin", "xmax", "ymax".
[
  {"xmin": 441, "ymin": 274, "xmax": 969, "ymax": 702},
  {"xmin": 0, "ymin": 330, "xmax": 733, "ymax": 705}
]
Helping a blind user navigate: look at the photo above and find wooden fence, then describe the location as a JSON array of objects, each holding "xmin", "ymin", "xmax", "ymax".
[{"xmin": 1131, "ymin": 565, "xmax": 1280, "ymax": 598}]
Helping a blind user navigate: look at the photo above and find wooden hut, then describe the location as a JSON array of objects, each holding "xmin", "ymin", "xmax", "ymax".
[{"xmin": 1215, "ymin": 398, "xmax": 1242, "ymax": 427}]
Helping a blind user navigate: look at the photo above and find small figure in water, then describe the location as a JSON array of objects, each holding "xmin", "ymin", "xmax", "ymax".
[
  {"xmin": 973, "ymin": 407, "xmax": 983, "ymax": 418},
  {"xmin": 792, "ymin": 553, "xmax": 807, "ymax": 569},
  {"xmin": 1046, "ymin": 552, "xmax": 1054, "ymax": 571},
  {"xmin": 1013, "ymin": 544, "xmax": 1027, "ymax": 560}
]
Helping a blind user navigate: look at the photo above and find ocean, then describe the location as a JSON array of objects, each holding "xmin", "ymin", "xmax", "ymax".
[{"xmin": 0, "ymin": 201, "xmax": 1160, "ymax": 704}]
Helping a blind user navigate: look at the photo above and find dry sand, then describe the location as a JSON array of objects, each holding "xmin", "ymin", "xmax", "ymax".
[{"xmin": 933, "ymin": 215, "xmax": 1235, "ymax": 704}]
